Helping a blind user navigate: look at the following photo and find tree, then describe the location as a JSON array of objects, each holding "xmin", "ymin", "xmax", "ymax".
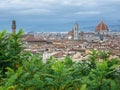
[
  {"xmin": 0, "ymin": 29, "xmax": 24, "ymax": 77},
  {"xmin": 8, "ymin": 29, "xmax": 24, "ymax": 69}
]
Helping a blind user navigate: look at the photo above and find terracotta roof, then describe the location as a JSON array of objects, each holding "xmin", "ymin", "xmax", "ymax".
[
  {"xmin": 68, "ymin": 30, "xmax": 74, "ymax": 36},
  {"xmin": 95, "ymin": 20, "xmax": 109, "ymax": 32},
  {"xmin": 25, "ymin": 35, "xmax": 46, "ymax": 42},
  {"xmin": 53, "ymin": 51, "xmax": 66, "ymax": 58}
]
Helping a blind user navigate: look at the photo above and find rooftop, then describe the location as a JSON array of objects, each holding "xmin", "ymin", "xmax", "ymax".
[{"xmin": 95, "ymin": 20, "xmax": 109, "ymax": 32}]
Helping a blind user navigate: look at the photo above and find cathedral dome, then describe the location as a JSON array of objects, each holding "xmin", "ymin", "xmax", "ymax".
[{"xmin": 95, "ymin": 20, "xmax": 109, "ymax": 32}]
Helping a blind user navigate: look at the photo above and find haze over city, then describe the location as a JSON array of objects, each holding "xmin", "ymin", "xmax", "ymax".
[{"xmin": 0, "ymin": 0, "xmax": 120, "ymax": 32}]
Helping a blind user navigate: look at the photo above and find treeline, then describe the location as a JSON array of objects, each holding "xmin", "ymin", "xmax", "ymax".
[{"xmin": 0, "ymin": 30, "xmax": 120, "ymax": 90}]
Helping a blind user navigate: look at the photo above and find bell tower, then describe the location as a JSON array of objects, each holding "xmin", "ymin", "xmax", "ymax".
[
  {"xmin": 12, "ymin": 20, "xmax": 16, "ymax": 33},
  {"xmin": 74, "ymin": 23, "xmax": 79, "ymax": 40}
]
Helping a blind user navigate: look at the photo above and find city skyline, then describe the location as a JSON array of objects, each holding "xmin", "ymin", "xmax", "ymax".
[{"xmin": 0, "ymin": 0, "xmax": 120, "ymax": 32}]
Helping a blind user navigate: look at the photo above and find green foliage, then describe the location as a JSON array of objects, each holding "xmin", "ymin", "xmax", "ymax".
[
  {"xmin": 2, "ymin": 50, "xmax": 119, "ymax": 90},
  {"xmin": 0, "ymin": 30, "xmax": 120, "ymax": 90},
  {"xmin": 80, "ymin": 84, "xmax": 87, "ymax": 90},
  {"xmin": 0, "ymin": 29, "xmax": 24, "ymax": 79},
  {"xmin": 0, "ymin": 30, "xmax": 9, "ymax": 69},
  {"xmin": 81, "ymin": 51, "xmax": 120, "ymax": 90},
  {"xmin": 8, "ymin": 29, "xmax": 24, "ymax": 68}
]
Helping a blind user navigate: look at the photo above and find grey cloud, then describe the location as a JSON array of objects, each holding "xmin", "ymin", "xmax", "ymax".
[{"xmin": 0, "ymin": 0, "xmax": 120, "ymax": 32}]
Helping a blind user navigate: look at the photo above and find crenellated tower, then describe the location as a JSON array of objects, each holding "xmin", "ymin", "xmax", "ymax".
[{"xmin": 12, "ymin": 20, "xmax": 16, "ymax": 33}]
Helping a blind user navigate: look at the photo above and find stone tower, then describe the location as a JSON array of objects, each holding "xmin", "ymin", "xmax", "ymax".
[
  {"xmin": 12, "ymin": 20, "xmax": 16, "ymax": 33},
  {"xmin": 74, "ymin": 23, "xmax": 79, "ymax": 40}
]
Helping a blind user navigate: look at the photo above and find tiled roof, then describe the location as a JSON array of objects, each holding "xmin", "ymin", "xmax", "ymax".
[
  {"xmin": 25, "ymin": 35, "xmax": 46, "ymax": 42},
  {"xmin": 68, "ymin": 30, "xmax": 74, "ymax": 36},
  {"xmin": 95, "ymin": 20, "xmax": 109, "ymax": 32}
]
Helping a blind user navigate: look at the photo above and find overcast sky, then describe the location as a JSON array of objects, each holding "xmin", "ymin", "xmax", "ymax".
[{"xmin": 0, "ymin": 0, "xmax": 120, "ymax": 32}]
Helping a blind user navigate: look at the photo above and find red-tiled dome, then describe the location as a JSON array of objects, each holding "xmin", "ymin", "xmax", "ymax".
[{"xmin": 95, "ymin": 21, "xmax": 109, "ymax": 32}]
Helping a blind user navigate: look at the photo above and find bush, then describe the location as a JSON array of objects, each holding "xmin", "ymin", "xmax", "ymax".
[
  {"xmin": 0, "ymin": 30, "xmax": 23, "ymax": 80},
  {"xmin": 2, "ymin": 51, "xmax": 120, "ymax": 90}
]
